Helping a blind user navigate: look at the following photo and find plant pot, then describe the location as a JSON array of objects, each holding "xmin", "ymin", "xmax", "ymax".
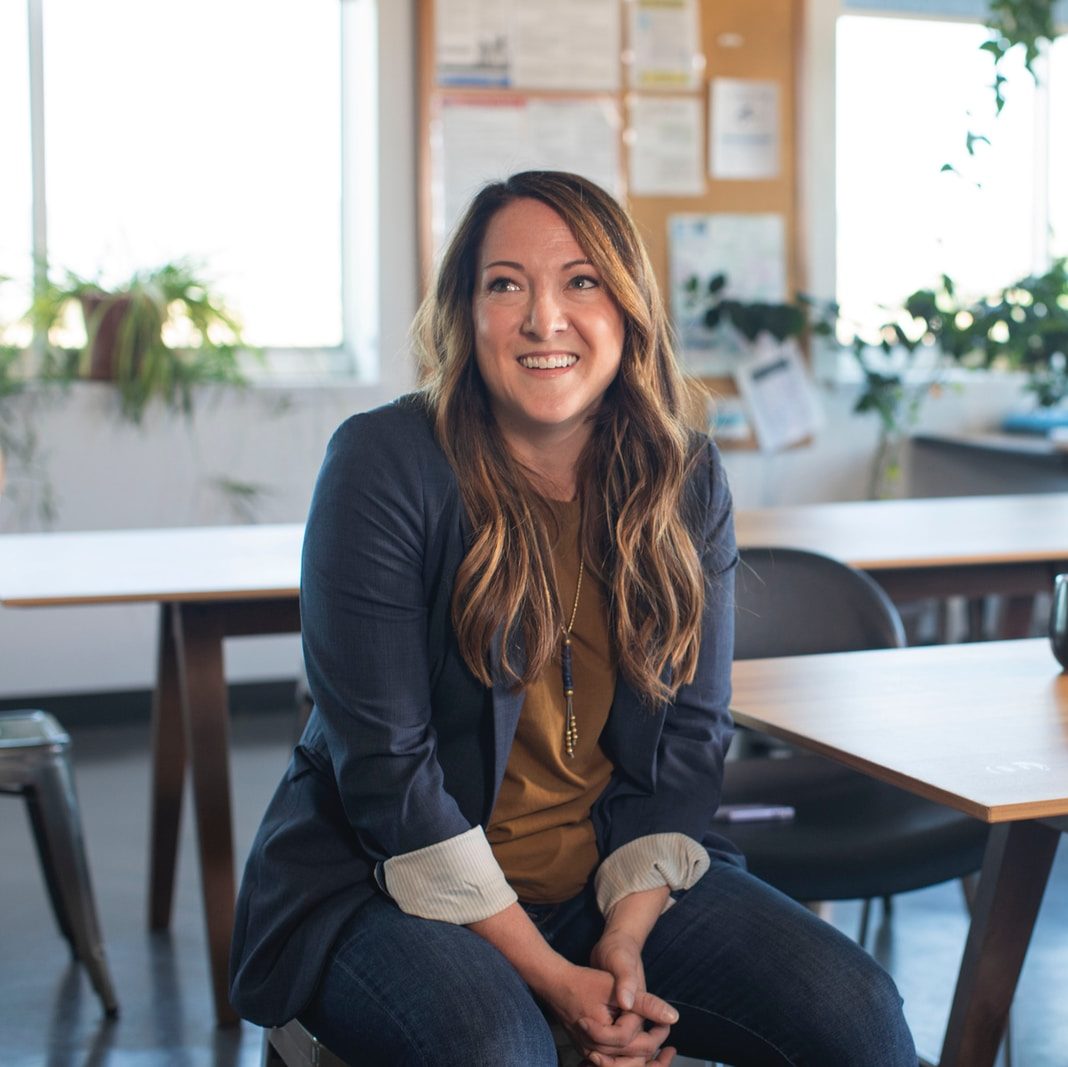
[{"xmin": 78, "ymin": 292, "xmax": 137, "ymax": 381}]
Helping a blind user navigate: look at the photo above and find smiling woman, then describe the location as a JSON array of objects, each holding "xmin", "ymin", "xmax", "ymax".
[{"xmin": 230, "ymin": 171, "xmax": 918, "ymax": 1067}]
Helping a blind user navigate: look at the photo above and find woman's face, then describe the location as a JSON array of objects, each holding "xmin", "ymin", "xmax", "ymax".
[{"xmin": 472, "ymin": 197, "xmax": 624, "ymax": 454}]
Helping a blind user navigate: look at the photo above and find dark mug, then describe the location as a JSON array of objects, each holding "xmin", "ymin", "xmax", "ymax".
[{"xmin": 1052, "ymin": 574, "xmax": 1068, "ymax": 670}]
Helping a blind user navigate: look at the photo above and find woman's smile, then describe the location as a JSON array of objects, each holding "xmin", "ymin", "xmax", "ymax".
[{"xmin": 516, "ymin": 351, "xmax": 579, "ymax": 371}]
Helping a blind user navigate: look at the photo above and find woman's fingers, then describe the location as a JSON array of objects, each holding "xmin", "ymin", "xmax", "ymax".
[
  {"xmin": 580, "ymin": 1018, "xmax": 671, "ymax": 1057},
  {"xmin": 580, "ymin": 1011, "xmax": 643, "ymax": 1047},
  {"xmin": 631, "ymin": 990, "xmax": 679, "ymax": 1026}
]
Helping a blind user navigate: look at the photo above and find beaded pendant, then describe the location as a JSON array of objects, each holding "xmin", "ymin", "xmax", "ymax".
[{"xmin": 561, "ymin": 558, "xmax": 584, "ymax": 758}]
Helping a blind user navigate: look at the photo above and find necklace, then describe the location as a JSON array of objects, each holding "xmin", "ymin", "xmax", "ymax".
[{"xmin": 561, "ymin": 558, "xmax": 584, "ymax": 758}]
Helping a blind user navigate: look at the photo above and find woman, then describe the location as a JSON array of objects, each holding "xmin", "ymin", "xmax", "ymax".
[{"xmin": 230, "ymin": 171, "xmax": 916, "ymax": 1066}]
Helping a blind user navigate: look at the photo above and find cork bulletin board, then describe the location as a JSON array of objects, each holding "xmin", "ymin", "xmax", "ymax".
[{"xmin": 417, "ymin": 0, "xmax": 803, "ymax": 445}]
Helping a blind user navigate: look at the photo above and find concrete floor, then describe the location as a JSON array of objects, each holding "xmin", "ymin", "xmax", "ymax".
[{"xmin": 1, "ymin": 709, "xmax": 1065, "ymax": 1067}]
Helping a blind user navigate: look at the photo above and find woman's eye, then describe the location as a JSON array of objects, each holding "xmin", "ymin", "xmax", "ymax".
[
  {"xmin": 570, "ymin": 275, "xmax": 600, "ymax": 290},
  {"xmin": 487, "ymin": 277, "xmax": 520, "ymax": 293}
]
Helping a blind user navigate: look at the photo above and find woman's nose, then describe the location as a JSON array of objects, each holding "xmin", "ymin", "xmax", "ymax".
[{"xmin": 522, "ymin": 291, "xmax": 568, "ymax": 338}]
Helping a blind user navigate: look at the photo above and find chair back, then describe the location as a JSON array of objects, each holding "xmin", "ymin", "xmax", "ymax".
[{"xmin": 734, "ymin": 546, "xmax": 905, "ymax": 660}]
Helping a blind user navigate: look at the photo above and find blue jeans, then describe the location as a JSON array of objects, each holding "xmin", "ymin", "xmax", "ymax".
[{"xmin": 299, "ymin": 857, "xmax": 917, "ymax": 1066}]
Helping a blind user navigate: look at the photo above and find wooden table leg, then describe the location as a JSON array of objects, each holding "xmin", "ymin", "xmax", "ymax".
[
  {"xmin": 148, "ymin": 603, "xmax": 186, "ymax": 930},
  {"xmin": 939, "ymin": 820, "xmax": 1060, "ymax": 1066},
  {"xmin": 173, "ymin": 602, "xmax": 239, "ymax": 1026}
]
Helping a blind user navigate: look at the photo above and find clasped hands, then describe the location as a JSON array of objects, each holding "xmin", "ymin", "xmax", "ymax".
[{"xmin": 547, "ymin": 930, "xmax": 677, "ymax": 1067}]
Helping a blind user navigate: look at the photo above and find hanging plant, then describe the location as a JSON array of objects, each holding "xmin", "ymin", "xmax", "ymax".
[
  {"xmin": 983, "ymin": 0, "xmax": 1057, "ymax": 114},
  {"xmin": 942, "ymin": 0, "xmax": 1057, "ymax": 178}
]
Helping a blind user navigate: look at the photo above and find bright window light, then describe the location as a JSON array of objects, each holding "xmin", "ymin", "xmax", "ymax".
[
  {"xmin": 41, "ymin": 0, "xmax": 342, "ymax": 349},
  {"xmin": 836, "ymin": 15, "xmax": 1037, "ymax": 335},
  {"xmin": 1051, "ymin": 34, "xmax": 1068, "ymax": 259}
]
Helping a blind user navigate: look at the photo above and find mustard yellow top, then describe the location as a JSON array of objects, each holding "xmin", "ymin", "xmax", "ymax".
[{"xmin": 486, "ymin": 498, "xmax": 616, "ymax": 903}]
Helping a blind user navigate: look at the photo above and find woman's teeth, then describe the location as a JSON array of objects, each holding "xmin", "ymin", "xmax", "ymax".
[{"xmin": 518, "ymin": 354, "xmax": 578, "ymax": 369}]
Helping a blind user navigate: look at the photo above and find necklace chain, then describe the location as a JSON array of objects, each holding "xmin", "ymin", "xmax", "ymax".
[{"xmin": 561, "ymin": 558, "xmax": 584, "ymax": 758}]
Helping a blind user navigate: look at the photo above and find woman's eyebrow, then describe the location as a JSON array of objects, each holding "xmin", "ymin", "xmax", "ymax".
[{"xmin": 480, "ymin": 258, "xmax": 593, "ymax": 272}]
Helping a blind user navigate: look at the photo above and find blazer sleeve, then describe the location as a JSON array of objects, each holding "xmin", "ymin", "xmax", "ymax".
[
  {"xmin": 595, "ymin": 439, "xmax": 739, "ymax": 869},
  {"xmin": 300, "ymin": 410, "xmax": 516, "ymax": 923}
]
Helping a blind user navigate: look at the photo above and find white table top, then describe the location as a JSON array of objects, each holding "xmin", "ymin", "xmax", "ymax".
[
  {"xmin": 734, "ymin": 492, "xmax": 1068, "ymax": 571},
  {"xmin": 0, "ymin": 524, "xmax": 304, "ymax": 606}
]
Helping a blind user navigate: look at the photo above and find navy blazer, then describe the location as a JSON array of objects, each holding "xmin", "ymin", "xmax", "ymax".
[{"xmin": 230, "ymin": 394, "xmax": 740, "ymax": 1026}]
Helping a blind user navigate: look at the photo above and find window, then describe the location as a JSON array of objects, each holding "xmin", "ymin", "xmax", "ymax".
[
  {"xmin": 833, "ymin": 5, "xmax": 1066, "ymax": 339},
  {"xmin": 2, "ymin": 0, "xmax": 377, "ymax": 374}
]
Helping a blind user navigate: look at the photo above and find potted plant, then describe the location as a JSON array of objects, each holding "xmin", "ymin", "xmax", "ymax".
[
  {"xmin": 804, "ymin": 257, "xmax": 1068, "ymax": 494},
  {"xmin": 30, "ymin": 260, "xmax": 255, "ymax": 423},
  {"xmin": 683, "ymin": 272, "xmax": 808, "ymax": 345}
]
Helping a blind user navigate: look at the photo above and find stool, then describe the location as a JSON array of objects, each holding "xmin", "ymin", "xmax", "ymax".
[
  {"xmin": 0, "ymin": 710, "xmax": 118, "ymax": 1017},
  {"xmin": 262, "ymin": 1020, "xmax": 351, "ymax": 1067}
]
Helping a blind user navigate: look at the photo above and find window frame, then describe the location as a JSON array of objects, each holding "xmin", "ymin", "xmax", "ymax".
[{"xmin": 21, "ymin": 0, "xmax": 381, "ymax": 384}]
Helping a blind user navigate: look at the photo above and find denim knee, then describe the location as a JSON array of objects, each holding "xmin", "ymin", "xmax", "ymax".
[
  {"xmin": 419, "ymin": 994, "xmax": 558, "ymax": 1067},
  {"xmin": 300, "ymin": 898, "xmax": 562, "ymax": 1067},
  {"xmin": 805, "ymin": 951, "xmax": 916, "ymax": 1066}
]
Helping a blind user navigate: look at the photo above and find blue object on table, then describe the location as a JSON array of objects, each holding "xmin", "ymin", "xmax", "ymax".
[{"xmin": 1002, "ymin": 408, "xmax": 1068, "ymax": 435}]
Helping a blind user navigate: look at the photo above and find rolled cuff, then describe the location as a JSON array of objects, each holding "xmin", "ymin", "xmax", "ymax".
[
  {"xmin": 380, "ymin": 826, "xmax": 518, "ymax": 924},
  {"xmin": 595, "ymin": 833, "xmax": 710, "ymax": 917}
]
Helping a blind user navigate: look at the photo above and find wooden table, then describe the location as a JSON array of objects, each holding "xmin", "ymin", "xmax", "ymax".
[
  {"xmin": 0, "ymin": 524, "xmax": 304, "ymax": 1025},
  {"xmin": 731, "ymin": 639, "xmax": 1068, "ymax": 1067},
  {"xmin": 735, "ymin": 492, "xmax": 1068, "ymax": 603}
]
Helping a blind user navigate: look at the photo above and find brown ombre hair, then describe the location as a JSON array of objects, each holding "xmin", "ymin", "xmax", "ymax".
[{"xmin": 416, "ymin": 171, "xmax": 705, "ymax": 705}]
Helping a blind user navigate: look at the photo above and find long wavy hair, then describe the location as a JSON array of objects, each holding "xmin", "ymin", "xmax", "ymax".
[{"xmin": 416, "ymin": 171, "xmax": 704, "ymax": 705}]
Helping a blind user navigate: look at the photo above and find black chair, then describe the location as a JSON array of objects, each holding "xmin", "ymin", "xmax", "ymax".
[{"xmin": 722, "ymin": 547, "xmax": 990, "ymax": 943}]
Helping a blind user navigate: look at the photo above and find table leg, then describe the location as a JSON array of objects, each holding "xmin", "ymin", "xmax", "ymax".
[
  {"xmin": 148, "ymin": 602, "xmax": 186, "ymax": 930},
  {"xmin": 172, "ymin": 602, "xmax": 239, "ymax": 1026},
  {"xmin": 938, "ymin": 820, "xmax": 1060, "ymax": 1067}
]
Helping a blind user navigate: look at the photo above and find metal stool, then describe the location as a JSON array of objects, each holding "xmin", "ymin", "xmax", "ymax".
[
  {"xmin": 0, "ymin": 710, "xmax": 118, "ymax": 1016},
  {"xmin": 262, "ymin": 1020, "xmax": 350, "ymax": 1067}
]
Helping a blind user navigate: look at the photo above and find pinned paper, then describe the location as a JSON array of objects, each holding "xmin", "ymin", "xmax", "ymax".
[
  {"xmin": 710, "ymin": 78, "xmax": 780, "ymax": 180},
  {"xmin": 628, "ymin": 96, "xmax": 703, "ymax": 197},
  {"xmin": 734, "ymin": 336, "xmax": 822, "ymax": 453},
  {"xmin": 628, "ymin": 0, "xmax": 702, "ymax": 91}
]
